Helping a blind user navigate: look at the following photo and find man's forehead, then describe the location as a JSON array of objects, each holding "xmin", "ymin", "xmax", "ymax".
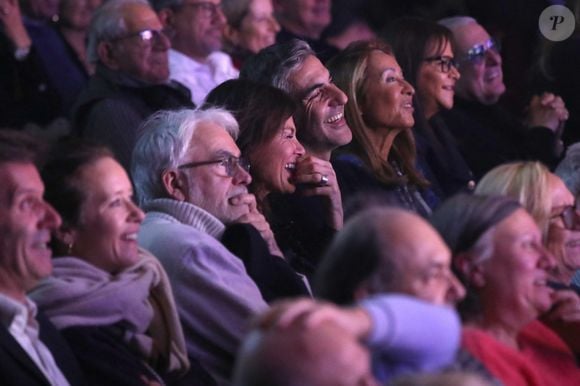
[
  {"xmin": 0, "ymin": 163, "xmax": 43, "ymax": 203},
  {"xmin": 454, "ymin": 22, "xmax": 490, "ymax": 52},
  {"xmin": 122, "ymin": 3, "xmax": 161, "ymax": 32},
  {"xmin": 289, "ymin": 55, "xmax": 329, "ymax": 92}
]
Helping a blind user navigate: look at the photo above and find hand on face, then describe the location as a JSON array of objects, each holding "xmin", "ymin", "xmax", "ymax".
[
  {"xmin": 230, "ymin": 192, "xmax": 282, "ymax": 256},
  {"xmin": 292, "ymin": 155, "xmax": 343, "ymax": 229},
  {"xmin": 525, "ymin": 93, "xmax": 569, "ymax": 133}
]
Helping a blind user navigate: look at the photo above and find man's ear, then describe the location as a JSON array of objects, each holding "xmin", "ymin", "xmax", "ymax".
[
  {"xmin": 157, "ymin": 8, "xmax": 174, "ymax": 28},
  {"xmin": 223, "ymin": 24, "xmax": 240, "ymax": 47},
  {"xmin": 162, "ymin": 169, "xmax": 186, "ymax": 201},
  {"xmin": 454, "ymin": 252, "xmax": 486, "ymax": 288},
  {"xmin": 97, "ymin": 41, "xmax": 120, "ymax": 70}
]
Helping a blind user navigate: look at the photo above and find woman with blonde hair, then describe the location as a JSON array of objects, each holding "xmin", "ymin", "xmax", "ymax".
[{"xmin": 327, "ymin": 39, "xmax": 435, "ymax": 217}]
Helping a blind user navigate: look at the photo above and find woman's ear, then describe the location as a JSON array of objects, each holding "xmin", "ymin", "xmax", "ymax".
[
  {"xmin": 54, "ymin": 225, "xmax": 78, "ymax": 255},
  {"xmin": 162, "ymin": 169, "xmax": 186, "ymax": 201},
  {"xmin": 454, "ymin": 253, "xmax": 486, "ymax": 288}
]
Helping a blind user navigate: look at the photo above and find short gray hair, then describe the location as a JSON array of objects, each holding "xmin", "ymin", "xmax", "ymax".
[
  {"xmin": 87, "ymin": 0, "xmax": 150, "ymax": 63},
  {"xmin": 239, "ymin": 39, "xmax": 315, "ymax": 94},
  {"xmin": 555, "ymin": 142, "xmax": 580, "ymax": 197},
  {"xmin": 131, "ymin": 108, "xmax": 239, "ymax": 204}
]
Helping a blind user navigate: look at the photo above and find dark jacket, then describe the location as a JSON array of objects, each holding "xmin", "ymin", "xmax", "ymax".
[{"xmin": 0, "ymin": 311, "xmax": 85, "ymax": 386}]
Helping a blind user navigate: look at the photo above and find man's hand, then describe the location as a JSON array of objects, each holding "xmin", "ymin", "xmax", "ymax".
[
  {"xmin": 256, "ymin": 298, "xmax": 372, "ymax": 339},
  {"xmin": 231, "ymin": 193, "xmax": 283, "ymax": 257},
  {"xmin": 0, "ymin": 0, "xmax": 32, "ymax": 50},
  {"xmin": 525, "ymin": 92, "xmax": 569, "ymax": 133}
]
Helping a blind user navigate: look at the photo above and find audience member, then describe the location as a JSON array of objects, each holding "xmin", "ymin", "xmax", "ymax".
[
  {"xmin": 240, "ymin": 39, "xmax": 351, "ymax": 162},
  {"xmin": 0, "ymin": 0, "xmax": 86, "ymax": 130},
  {"xmin": 314, "ymin": 206, "xmax": 506, "ymax": 384},
  {"xmin": 222, "ymin": 0, "xmax": 280, "ymax": 69},
  {"xmin": 132, "ymin": 108, "xmax": 270, "ymax": 385},
  {"xmin": 476, "ymin": 162, "xmax": 580, "ymax": 288},
  {"xmin": 204, "ymin": 79, "xmax": 343, "ymax": 276},
  {"xmin": 57, "ymin": 0, "xmax": 101, "ymax": 75},
  {"xmin": 151, "ymin": 0, "xmax": 238, "ymax": 106},
  {"xmin": 234, "ymin": 295, "xmax": 461, "ymax": 385},
  {"xmin": 71, "ymin": 0, "xmax": 193, "ymax": 170},
  {"xmin": 272, "ymin": 0, "xmax": 337, "ymax": 60},
  {"xmin": 431, "ymin": 194, "xmax": 580, "ymax": 385},
  {"xmin": 385, "ymin": 17, "xmax": 475, "ymax": 197},
  {"xmin": 31, "ymin": 140, "xmax": 198, "ymax": 386},
  {"xmin": 438, "ymin": 16, "xmax": 568, "ymax": 178},
  {"xmin": 0, "ymin": 130, "xmax": 85, "ymax": 385},
  {"xmin": 474, "ymin": 161, "xmax": 580, "ymax": 355},
  {"xmin": 327, "ymin": 40, "xmax": 434, "ymax": 216},
  {"xmin": 315, "ymin": 206, "xmax": 464, "ymax": 306}
]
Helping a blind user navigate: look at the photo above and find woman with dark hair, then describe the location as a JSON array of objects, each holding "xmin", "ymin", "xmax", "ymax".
[
  {"xmin": 29, "ymin": 139, "xmax": 208, "ymax": 386},
  {"xmin": 384, "ymin": 17, "xmax": 474, "ymax": 197},
  {"xmin": 327, "ymin": 39, "xmax": 434, "ymax": 217},
  {"xmin": 431, "ymin": 194, "xmax": 580, "ymax": 385},
  {"xmin": 203, "ymin": 78, "xmax": 344, "ymax": 277}
]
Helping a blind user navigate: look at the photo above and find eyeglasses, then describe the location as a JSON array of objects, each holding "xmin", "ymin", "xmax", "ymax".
[
  {"xmin": 181, "ymin": 1, "xmax": 222, "ymax": 18},
  {"xmin": 112, "ymin": 29, "xmax": 165, "ymax": 45},
  {"xmin": 459, "ymin": 38, "xmax": 501, "ymax": 65},
  {"xmin": 178, "ymin": 155, "xmax": 250, "ymax": 177},
  {"xmin": 423, "ymin": 55, "xmax": 459, "ymax": 73},
  {"xmin": 550, "ymin": 204, "xmax": 580, "ymax": 230}
]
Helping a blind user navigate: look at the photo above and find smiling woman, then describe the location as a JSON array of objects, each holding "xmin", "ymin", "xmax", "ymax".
[
  {"xmin": 327, "ymin": 39, "xmax": 434, "ymax": 218},
  {"xmin": 204, "ymin": 79, "xmax": 345, "ymax": 277},
  {"xmin": 384, "ymin": 17, "xmax": 475, "ymax": 198},
  {"xmin": 30, "ymin": 139, "xmax": 195, "ymax": 386}
]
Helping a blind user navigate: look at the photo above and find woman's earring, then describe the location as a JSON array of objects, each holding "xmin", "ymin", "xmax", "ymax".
[{"xmin": 67, "ymin": 242, "xmax": 74, "ymax": 255}]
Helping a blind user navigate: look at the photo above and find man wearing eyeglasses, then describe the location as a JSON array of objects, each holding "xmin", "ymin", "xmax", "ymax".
[
  {"xmin": 71, "ymin": 0, "xmax": 193, "ymax": 171},
  {"xmin": 133, "ymin": 108, "xmax": 310, "ymax": 385},
  {"xmin": 438, "ymin": 16, "xmax": 569, "ymax": 179},
  {"xmin": 151, "ymin": 0, "xmax": 239, "ymax": 106}
]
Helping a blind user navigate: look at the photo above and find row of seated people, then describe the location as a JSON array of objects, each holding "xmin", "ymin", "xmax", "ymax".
[
  {"xmin": 1, "ymin": 125, "xmax": 579, "ymax": 385},
  {"xmin": 1, "ymin": 0, "xmax": 570, "ymax": 192}
]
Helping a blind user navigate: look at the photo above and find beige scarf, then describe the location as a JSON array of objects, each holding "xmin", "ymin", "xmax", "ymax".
[{"xmin": 29, "ymin": 248, "xmax": 190, "ymax": 376}]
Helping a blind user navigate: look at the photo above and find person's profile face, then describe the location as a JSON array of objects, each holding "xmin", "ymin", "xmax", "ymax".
[{"xmin": 0, "ymin": 163, "xmax": 61, "ymax": 292}]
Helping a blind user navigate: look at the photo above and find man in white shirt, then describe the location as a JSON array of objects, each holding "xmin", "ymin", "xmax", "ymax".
[
  {"xmin": 152, "ymin": 0, "xmax": 239, "ymax": 105},
  {"xmin": 0, "ymin": 130, "xmax": 85, "ymax": 386}
]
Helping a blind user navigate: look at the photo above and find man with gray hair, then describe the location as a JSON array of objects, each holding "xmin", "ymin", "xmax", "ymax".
[
  {"xmin": 133, "ymin": 108, "xmax": 275, "ymax": 385},
  {"xmin": 71, "ymin": 0, "xmax": 193, "ymax": 170},
  {"xmin": 240, "ymin": 39, "xmax": 350, "ymax": 162},
  {"xmin": 437, "ymin": 16, "xmax": 569, "ymax": 179},
  {"xmin": 150, "ymin": 0, "xmax": 239, "ymax": 106}
]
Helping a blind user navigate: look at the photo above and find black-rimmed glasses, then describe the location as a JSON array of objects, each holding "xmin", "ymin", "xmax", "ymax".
[
  {"xmin": 178, "ymin": 155, "xmax": 250, "ymax": 177},
  {"xmin": 423, "ymin": 55, "xmax": 459, "ymax": 73},
  {"xmin": 459, "ymin": 38, "xmax": 501, "ymax": 65}
]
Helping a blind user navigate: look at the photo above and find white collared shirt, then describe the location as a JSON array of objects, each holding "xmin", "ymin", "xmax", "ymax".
[
  {"xmin": 0, "ymin": 293, "xmax": 70, "ymax": 386},
  {"xmin": 169, "ymin": 49, "xmax": 239, "ymax": 106}
]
